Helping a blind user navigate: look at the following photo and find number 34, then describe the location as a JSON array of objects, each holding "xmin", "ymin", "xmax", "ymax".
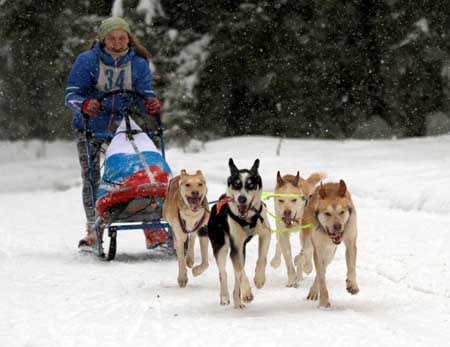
[{"xmin": 104, "ymin": 69, "xmax": 125, "ymax": 91}]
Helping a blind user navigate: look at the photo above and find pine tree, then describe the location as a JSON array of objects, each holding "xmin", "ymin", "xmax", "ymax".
[{"xmin": 0, "ymin": 0, "xmax": 112, "ymax": 140}]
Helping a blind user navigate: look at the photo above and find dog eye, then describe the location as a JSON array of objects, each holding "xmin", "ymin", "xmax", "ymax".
[
  {"xmin": 278, "ymin": 199, "xmax": 285, "ymax": 203},
  {"xmin": 185, "ymin": 183, "xmax": 191, "ymax": 187},
  {"xmin": 198, "ymin": 183, "xmax": 203, "ymax": 187},
  {"xmin": 339, "ymin": 210, "xmax": 346, "ymax": 215},
  {"xmin": 324, "ymin": 212, "xmax": 332, "ymax": 217},
  {"xmin": 291, "ymin": 199, "xmax": 297, "ymax": 203}
]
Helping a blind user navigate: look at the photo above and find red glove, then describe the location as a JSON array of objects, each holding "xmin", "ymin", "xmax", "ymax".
[
  {"xmin": 144, "ymin": 97, "xmax": 162, "ymax": 116},
  {"xmin": 82, "ymin": 99, "xmax": 101, "ymax": 117}
]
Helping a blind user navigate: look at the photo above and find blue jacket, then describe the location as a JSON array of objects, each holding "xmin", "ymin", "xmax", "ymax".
[{"xmin": 65, "ymin": 42, "xmax": 156, "ymax": 133}]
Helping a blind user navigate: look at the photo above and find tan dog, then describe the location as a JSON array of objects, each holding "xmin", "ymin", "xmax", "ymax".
[
  {"xmin": 163, "ymin": 170, "xmax": 210, "ymax": 288},
  {"xmin": 270, "ymin": 171, "xmax": 326, "ymax": 287},
  {"xmin": 300, "ymin": 180, "xmax": 359, "ymax": 308}
]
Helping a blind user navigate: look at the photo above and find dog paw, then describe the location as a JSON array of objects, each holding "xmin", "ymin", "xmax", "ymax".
[
  {"xmin": 234, "ymin": 302, "xmax": 246, "ymax": 309},
  {"xmin": 242, "ymin": 290, "xmax": 254, "ymax": 303},
  {"xmin": 186, "ymin": 256, "xmax": 194, "ymax": 268},
  {"xmin": 295, "ymin": 254, "xmax": 312, "ymax": 275},
  {"xmin": 318, "ymin": 302, "xmax": 331, "ymax": 309},
  {"xmin": 177, "ymin": 273, "xmax": 188, "ymax": 288},
  {"xmin": 346, "ymin": 279, "xmax": 359, "ymax": 295},
  {"xmin": 254, "ymin": 275, "xmax": 266, "ymax": 289},
  {"xmin": 286, "ymin": 273, "xmax": 300, "ymax": 288},
  {"xmin": 287, "ymin": 278, "xmax": 300, "ymax": 288},
  {"xmin": 192, "ymin": 264, "xmax": 207, "ymax": 277},
  {"xmin": 307, "ymin": 288, "xmax": 319, "ymax": 301},
  {"xmin": 286, "ymin": 281, "xmax": 298, "ymax": 288},
  {"xmin": 220, "ymin": 296, "xmax": 230, "ymax": 305},
  {"xmin": 270, "ymin": 256, "xmax": 281, "ymax": 269}
]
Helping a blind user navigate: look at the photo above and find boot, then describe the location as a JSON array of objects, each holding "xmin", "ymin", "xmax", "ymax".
[
  {"xmin": 78, "ymin": 223, "xmax": 104, "ymax": 248},
  {"xmin": 144, "ymin": 228, "xmax": 168, "ymax": 249},
  {"xmin": 78, "ymin": 224, "xmax": 95, "ymax": 247}
]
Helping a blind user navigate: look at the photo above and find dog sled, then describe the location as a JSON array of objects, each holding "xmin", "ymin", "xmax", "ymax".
[{"xmin": 82, "ymin": 90, "xmax": 173, "ymax": 260}]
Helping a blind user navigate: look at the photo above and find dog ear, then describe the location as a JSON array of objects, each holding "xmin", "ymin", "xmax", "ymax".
[
  {"xmin": 250, "ymin": 159, "xmax": 260, "ymax": 174},
  {"xmin": 195, "ymin": 170, "xmax": 203, "ymax": 176},
  {"xmin": 318, "ymin": 182, "xmax": 326, "ymax": 199},
  {"xmin": 229, "ymin": 158, "xmax": 239, "ymax": 174},
  {"xmin": 180, "ymin": 169, "xmax": 187, "ymax": 176},
  {"xmin": 276, "ymin": 171, "xmax": 284, "ymax": 187},
  {"xmin": 338, "ymin": 179, "xmax": 347, "ymax": 197},
  {"xmin": 293, "ymin": 171, "xmax": 300, "ymax": 187}
]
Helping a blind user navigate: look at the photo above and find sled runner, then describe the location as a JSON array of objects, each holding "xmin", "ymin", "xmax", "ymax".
[{"xmin": 82, "ymin": 90, "xmax": 174, "ymax": 260}]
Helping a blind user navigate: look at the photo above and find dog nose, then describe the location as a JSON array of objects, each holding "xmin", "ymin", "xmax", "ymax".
[
  {"xmin": 283, "ymin": 210, "xmax": 292, "ymax": 217},
  {"xmin": 238, "ymin": 195, "xmax": 247, "ymax": 204},
  {"xmin": 333, "ymin": 224, "xmax": 342, "ymax": 231},
  {"xmin": 191, "ymin": 191, "xmax": 199, "ymax": 197}
]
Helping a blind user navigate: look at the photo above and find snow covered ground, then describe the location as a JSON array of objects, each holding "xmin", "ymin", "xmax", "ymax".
[{"xmin": 1, "ymin": 135, "xmax": 450, "ymax": 347}]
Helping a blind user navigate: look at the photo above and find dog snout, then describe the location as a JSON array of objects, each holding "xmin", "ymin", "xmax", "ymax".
[
  {"xmin": 191, "ymin": 191, "xmax": 200, "ymax": 198},
  {"xmin": 333, "ymin": 223, "xmax": 342, "ymax": 232},
  {"xmin": 238, "ymin": 195, "xmax": 247, "ymax": 204},
  {"xmin": 283, "ymin": 209, "xmax": 292, "ymax": 217}
]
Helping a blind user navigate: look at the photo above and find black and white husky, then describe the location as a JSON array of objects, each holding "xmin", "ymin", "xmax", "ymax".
[{"xmin": 208, "ymin": 158, "xmax": 271, "ymax": 309}]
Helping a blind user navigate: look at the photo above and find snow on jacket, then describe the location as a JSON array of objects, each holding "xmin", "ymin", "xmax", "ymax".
[{"xmin": 65, "ymin": 41, "xmax": 156, "ymax": 133}]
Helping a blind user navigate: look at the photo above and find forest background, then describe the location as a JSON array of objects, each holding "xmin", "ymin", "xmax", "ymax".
[{"xmin": 1, "ymin": 0, "xmax": 450, "ymax": 144}]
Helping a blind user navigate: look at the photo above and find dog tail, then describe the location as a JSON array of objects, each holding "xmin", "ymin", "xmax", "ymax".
[{"xmin": 306, "ymin": 172, "xmax": 327, "ymax": 187}]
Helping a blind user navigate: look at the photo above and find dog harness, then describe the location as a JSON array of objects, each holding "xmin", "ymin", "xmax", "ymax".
[
  {"xmin": 215, "ymin": 195, "xmax": 265, "ymax": 229},
  {"xmin": 178, "ymin": 208, "xmax": 208, "ymax": 234},
  {"xmin": 227, "ymin": 203, "xmax": 264, "ymax": 229}
]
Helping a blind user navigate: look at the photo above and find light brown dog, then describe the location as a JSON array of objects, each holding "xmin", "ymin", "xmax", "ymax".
[
  {"xmin": 300, "ymin": 180, "xmax": 359, "ymax": 308},
  {"xmin": 270, "ymin": 171, "xmax": 326, "ymax": 287},
  {"xmin": 163, "ymin": 170, "xmax": 210, "ymax": 288}
]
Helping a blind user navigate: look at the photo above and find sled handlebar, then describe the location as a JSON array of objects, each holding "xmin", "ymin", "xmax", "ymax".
[
  {"xmin": 81, "ymin": 89, "xmax": 165, "ymax": 137},
  {"xmin": 94, "ymin": 89, "xmax": 146, "ymax": 103},
  {"xmin": 81, "ymin": 89, "xmax": 160, "ymax": 119}
]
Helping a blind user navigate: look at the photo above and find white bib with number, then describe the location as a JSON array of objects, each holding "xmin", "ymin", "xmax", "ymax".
[{"xmin": 96, "ymin": 60, "xmax": 132, "ymax": 92}]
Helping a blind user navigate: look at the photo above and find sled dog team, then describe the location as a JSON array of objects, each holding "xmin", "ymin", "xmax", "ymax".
[{"xmin": 163, "ymin": 158, "xmax": 359, "ymax": 309}]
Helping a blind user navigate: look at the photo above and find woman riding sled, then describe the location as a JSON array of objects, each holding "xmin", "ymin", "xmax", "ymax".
[{"xmin": 64, "ymin": 16, "xmax": 168, "ymax": 249}]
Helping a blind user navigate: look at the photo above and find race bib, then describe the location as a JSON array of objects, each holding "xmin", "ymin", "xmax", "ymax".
[{"xmin": 96, "ymin": 60, "xmax": 132, "ymax": 92}]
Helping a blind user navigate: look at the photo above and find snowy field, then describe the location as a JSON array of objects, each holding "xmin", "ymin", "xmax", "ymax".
[{"xmin": 1, "ymin": 135, "xmax": 450, "ymax": 347}]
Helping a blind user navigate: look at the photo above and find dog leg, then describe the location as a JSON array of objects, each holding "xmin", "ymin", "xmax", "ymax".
[
  {"xmin": 344, "ymin": 237, "xmax": 359, "ymax": 295},
  {"xmin": 302, "ymin": 236, "xmax": 314, "ymax": 275},
  {"xmin": 254, "ymin": 225, "xmax": 271, "ymax": 289},
  {"xmin": 230, "ymin": 239, "xmax": 251, "ymax": 309},
  {"xmin": 314, "ymin": 247, "xmax": 331, "ymax": 308},
  {"xmin": 192, "ymin": 235, "xmax": 209, "ymax": 277},
  {"xmin": 230, "ymin": 254, "xmax": 245, "ymax": 309},
  {"xmin": 240, "ymin": 243, "xmax": 254, "ymax": 304},
  {"xmin": 174, "ymin": 233, "xmax": 188, "ymax": 288},
  {"xmin": 278, "ymin": 231, "xmax": 299, "ymax": 287},
  {"xmin": 240, "ymin": 270, "xmax": 254, "ymax": 304},
  {"xmin": 186, "ymin": 232, "xmax": 196, "ymax": 268},
  {"xmin": 307, "ymin": 247, "xmax": 329, "ymax": 307},
  {"xmin": 215, "ymin": 244, "xmax": 230, "ymax": 305},
  {"xmin": 295, "ymin": 229, "xmax": 313, "ymax": 276},
  {"xmin": 270, "ymin": 235, "xmax": 282, "ymax": 269}
]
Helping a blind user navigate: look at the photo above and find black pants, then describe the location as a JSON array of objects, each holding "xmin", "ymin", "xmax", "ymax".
[{"xmin": 76, "ymin": 132, "xmax": 107, "ymax": 225}]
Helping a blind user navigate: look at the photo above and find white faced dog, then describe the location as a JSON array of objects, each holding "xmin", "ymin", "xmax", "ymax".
[{"xmin": 207, "ymin": 159, "xmax": 271, "ymax": 309}]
